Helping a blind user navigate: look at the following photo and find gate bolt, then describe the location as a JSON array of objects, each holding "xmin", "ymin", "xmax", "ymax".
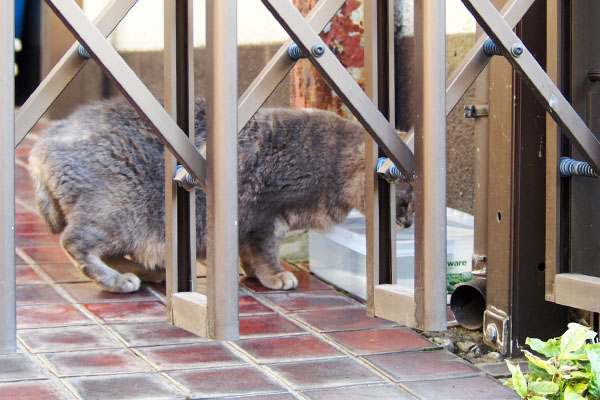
[
  {"xmin": 311, "ymin": 44, "xmax": 325, "ymax": 57},
  {"xmin": 485, "ymin": 323, "xmax": 498, "ymax": 344},
  {"xmin": 511, "ymin": 43, "xmax": 524, "ymax": 58}
]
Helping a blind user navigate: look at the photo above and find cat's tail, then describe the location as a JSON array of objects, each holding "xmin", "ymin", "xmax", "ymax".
[
  {"xmin": 34, "ymin": 179, "xmax": 66, "ymax": 234},
  {"xmin": 28, "ymin": 148, "xmax": 67, "ymax": 234}
]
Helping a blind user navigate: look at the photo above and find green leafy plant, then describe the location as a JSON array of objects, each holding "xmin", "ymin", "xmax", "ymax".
[{"xmin": 506, "ymin": 323, "xmax": 600, "ymax": 399}]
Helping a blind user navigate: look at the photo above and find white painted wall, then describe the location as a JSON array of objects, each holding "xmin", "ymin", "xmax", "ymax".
[
  {"xmin": 83, "ymin": 0, "xmax": 289, "ymax": 52},
  {"xmin": 396, "ymin": 0, "xmax": 476, "ymax": 37},
  {"xmin": 83, "ymin": 0, "xmax": 475, "ymax": 52}
]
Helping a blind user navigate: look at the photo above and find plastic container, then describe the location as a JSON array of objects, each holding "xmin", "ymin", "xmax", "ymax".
[{"xmin": 309, "ymin": 208, "xmax": 474, "ymax": 300}]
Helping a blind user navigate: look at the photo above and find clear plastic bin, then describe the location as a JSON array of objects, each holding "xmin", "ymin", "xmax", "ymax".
[{"xmin": 309, "ymin": 208, "xmax": 474, "ymax": 300}]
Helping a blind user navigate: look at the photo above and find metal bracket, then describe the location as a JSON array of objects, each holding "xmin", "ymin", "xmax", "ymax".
[
  {"xmin": 483, "ymin": 309, "xmax": 510, "ymax": 354},
  {"xmin": 464, "ymin": 104, "xmax": 489, "ymax": 118}
]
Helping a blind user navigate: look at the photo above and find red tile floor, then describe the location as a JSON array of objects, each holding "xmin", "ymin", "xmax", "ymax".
[{"xmin": 0, "ymin": 124, "xmax": 519, "ymax": 399}]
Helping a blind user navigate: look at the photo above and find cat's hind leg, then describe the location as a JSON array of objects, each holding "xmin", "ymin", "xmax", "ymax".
[
  {"xmin": 240, "ymin": 233, "xmax": 298, "ymax": 290},
  {"xmin": 60, "ymin": 224, "xmax": 141, "ymax": 293},
  {"xmin": 103, "ymin": 256, "xmax": 166, "ymax": 283}
]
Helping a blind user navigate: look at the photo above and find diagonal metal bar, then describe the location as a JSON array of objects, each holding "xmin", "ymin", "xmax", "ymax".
[
  {"xmin": 261, "ymin": 0, "xmax": 414, "ymax": 178},
  {"xmin": 238, "ymin": 0, "xmax": 345, "ymax": 132},
  {"xmin": 462, "ymin": 0, "xmax": 600, "ymax": 173},
  {"xmin": 15, "ymin": 0, "xmax": 138, "ymax": 146},
  {"xmin": 404, "ymin": 0, "xmax": 535, "ymax": 152},
  {"xmin": 44, "ymin": 0, "xmax": 207, "ymax": 188}
]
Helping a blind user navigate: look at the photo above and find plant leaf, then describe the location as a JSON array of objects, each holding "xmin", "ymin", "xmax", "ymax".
[
  {"xmin": 506, "ymin": 361, "xmax": 528, "ymax": 398},
  {"xmin": 588, "ymin": 376, "xmax": 599, "ymax": 398},
  {"xmin": 564, "ymin": 385, "xmax": 586, "ymax": 400},
  {"xmin": 531, "ymin": 380, "xmax": 559, "ymax": 395},
  {"xmin": 529, "ymin": 397, "xmax": 547, "ymax": 400},
  {"xmin": 571, "ymin": 381, "xmax": 588, "ymax": 394},
  {"xmin": 527, "ymin": 337, "xmax": 560, "ymax": 358},
  {"xmin": 562, "ymin": 324, "xmax": 590, "ymax": 356},
  {"xmin": 525, "ymin": 350, "xmax": 558, "ymax": 375},
  {"xmin": 528, "ymin": 361, "xmax": 553, "ymax": 380},
  {"xmin": 586, "ymin": 346, "xmax": 600, "ymax": 398}
]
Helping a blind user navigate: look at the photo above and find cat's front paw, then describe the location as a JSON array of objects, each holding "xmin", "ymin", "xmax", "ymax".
[
  {"xmin": 112, "ymin": 273, "xmax": 141, "ymax": 293},
  {"xmin": 260, "ymin": 271, "xmax": 298, "ymax": 290}
]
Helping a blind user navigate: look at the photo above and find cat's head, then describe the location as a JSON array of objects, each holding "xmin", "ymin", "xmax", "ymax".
[{"xmin": 395, "ymin": 179, "xmax": 414, "ymax": 228}]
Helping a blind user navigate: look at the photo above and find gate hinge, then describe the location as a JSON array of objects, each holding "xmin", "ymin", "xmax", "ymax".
[{"xmin": 464, "ymin": 104, "xmax": 489, "ymax": 118}]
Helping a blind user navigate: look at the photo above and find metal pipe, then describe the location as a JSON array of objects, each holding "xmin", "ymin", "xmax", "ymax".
[
  {"xmin": 206, "ymin": 0, "xmax": 239, "ymax": 340},
  {"xmin": 414, "ymin": 0, "xmax": 447, "ymax": 331},
  {"xmin": 450, "ymin": 278, "xmax": 487, "ymax": 330},
  {"xmin": 1, "ymin": 0, "xmax": 16, "ymax": 353}
]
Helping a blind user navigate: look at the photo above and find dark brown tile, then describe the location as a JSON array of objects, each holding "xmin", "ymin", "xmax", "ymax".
[
  {"xmin": 15, "ymin": 222, "xmax": 53, "ymax": 236},
  {"xmin": 18, "ymin": 325, "xmax": 122, "ymax": 353},
  {"xmin": 16, "ymin": 285, "xmax": 66, "ymax": 306},
  {"xmin": 40, "ymin": 349, "xmax": 153, "ymax": 377},
  {"xmin": 242, "ymin": 264, "xmax": 331, "ymax": 293},
  {"xmin": 364, "ymin": 350, "xmax": 481, "ymax": 382},
  {"xmin": 136, "ymin": 342, "xmax": 245, "ymax": 370},
  {"xmin": 15, "ymin": 203, "xmax": 42, "ymax": 223},
  {"xmin": 326, "ymin": 328, "xmax": 438, "ymax": 356},
  {"xmin": 239, "ymin": 314, "xmax": 305, "ymax": 337},
  {"xmin": 16, "ymin": 234, "xmax": 61, "ymax": 248},
  {"xmin": 401, "ymin": 375, "xmax": 520, "ymax": 400},
  {"xmin": 16, "ymin": 252, "xmax": 27, "ymax": 265},
  {"xmin": 302, "ymin": 384, "xmax": 416, "ymax": 400},
  {"xmin": 167, "ymin": 366, "xmax": 285, "ymax": 398},
  {"xmin": 266, "ymin": 358, "xmax": 384, "ymax": 390},
  {"xmin": 291, "ymin": 307, "xmax": 399, "ymax": 332},
  {"xmin": 0, "ymin": 353, "xmax": 46, "ymax": 381},
  {"xmin": 0, "ymin": 380, "xmax": 72, "ymax": 400},
  {"xmin": 108, "ymin": 322, "xmax": 207, "ymax": 347},
  {"xmin": 60, "ymin": 282, "xmax": 156, "ymax": 303},
  {"xmin": 239, "ymin": 295, "xmax": 273, "ymax": 315},
  {"xmin": 16, "ymin": 265, "xmax": 45, "ymax": 285},
  {"xmin": 237, "ymin": 334, "xmax": 344, "ymax": 363},
  {"xmin": 84, "ymin": 300, "xmax": 166, "ymax": 323},
  {"xmin": 37, "ymin": 263, "xmax": 90, "ymax": 283},
  {"xmin": 65, "ymin": 373, "xmax": 183, "ymax": 400},
  {"xmin": 261, "ymin": 291, "xmax": 359, "ymax": 313},
  {"xmin": 20, "ymin": 247, "xmax": 70, "ymax": 263},
  {"xmin": 220, "ymin": 394, "xmax": 296, "ymax": 400},
  {"xmin": 17, "ymin": 304, "xmax": 91, "ymax": 328}
]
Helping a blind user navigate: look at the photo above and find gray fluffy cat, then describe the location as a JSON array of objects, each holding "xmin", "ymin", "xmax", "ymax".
[{"xmin": 29, "ymin": 97, "xmax": 414, "ymax": 293}]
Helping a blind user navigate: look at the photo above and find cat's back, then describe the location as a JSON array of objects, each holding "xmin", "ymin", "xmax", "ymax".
[{"xmin": 29, "ymin": 97, "xmax": 165, "ymax": 201}]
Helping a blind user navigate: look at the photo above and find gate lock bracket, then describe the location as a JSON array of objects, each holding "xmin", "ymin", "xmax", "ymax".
[{"xmin": 483, "ymin": 309, "xmax": 510, "ymax": 354}]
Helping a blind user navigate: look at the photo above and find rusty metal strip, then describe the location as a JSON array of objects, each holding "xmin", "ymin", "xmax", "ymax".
[
  {"xmin": 238, "ymin": 0, "xmax": 345, "ymax": 132},
  {"xmin": 261, "ymin": 0, "xmax": 415, "ymax": 178}
]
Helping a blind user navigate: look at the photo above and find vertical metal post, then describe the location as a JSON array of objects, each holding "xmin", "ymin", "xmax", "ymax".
[
  {"xmin": 364, "ymin": 0, "xmax": 380, "ymax": 316},
  {"xmin": 544, "ymin": 0, "xmax": 562, "ymax": 301},
  {"xmin": 206, "ymin": 0, "xmax": 239, "ymax": 340},
  {"xmin": 1, "ymin": 0, "xmax": 16, "ymax": 353},
  {"xmin": 376, "ymin": 0, "xmax": 397, "ymax": 285},
  {"xmin": 413, "ymin": 0, "xmax": 447, "ymax": 330},
  {"xmin": 164, "ymin": 0, "xmax": 195, "ymax": 324},
  {"xmin": 472, "ymin": 29, "xmax": 490, "ymax": 275}
]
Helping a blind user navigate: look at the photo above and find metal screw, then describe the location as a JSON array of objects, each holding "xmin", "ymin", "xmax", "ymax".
[
  {"xmin": 485, "ymin": 324, "xmax": 498, "ymax": 344},
  {"xmin": 78, "ymin": 44, "xmax": 91, "ymax": 59},
  {"xmin": 311, "ymin": 44, "xmax": 325, "ymax": 57},
  {"xmin": 511, "ymin": 43, "xmax": 524, "ymax": 58}
]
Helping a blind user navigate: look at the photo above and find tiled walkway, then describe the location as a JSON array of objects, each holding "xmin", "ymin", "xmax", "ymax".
[{"xmin": 1, "ymin": 125, "xmax": 519, "ymax": 399}]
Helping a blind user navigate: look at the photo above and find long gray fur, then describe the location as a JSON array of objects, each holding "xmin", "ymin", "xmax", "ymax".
[{"xmin": 29, "ymin": 97, "xmax": 414, "ymax": 292}]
